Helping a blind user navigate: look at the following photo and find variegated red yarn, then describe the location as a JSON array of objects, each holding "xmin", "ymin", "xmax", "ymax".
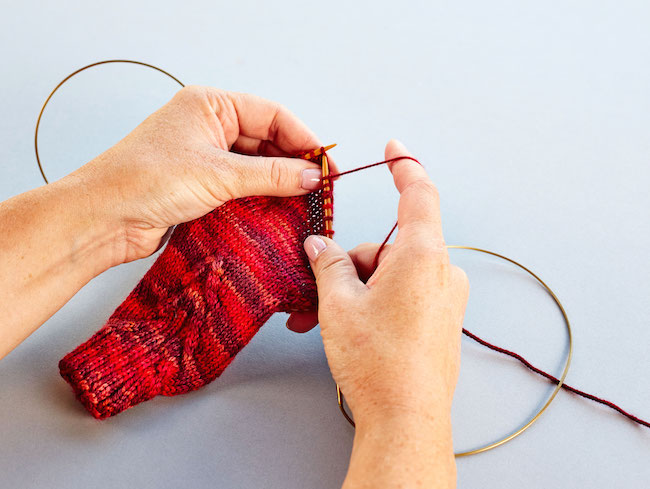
[
  {"xmin": 60, "ymin": 151, "xmax": 649, "ymax": 430},
  {"xmin": 59, "ymin": 154, "xmax": 329, "ymax": 419}
]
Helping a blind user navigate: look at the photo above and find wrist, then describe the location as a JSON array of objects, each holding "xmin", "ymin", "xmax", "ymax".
[
  {"xmin": 345, "ymin": 406, "xmax": 456, "ymax": 489},
  {"xmin": 346, "ymin": 375, "xmax": 455, "ymax": 428},
  {"xmin": 56, "ymin": 169, "xmax": 127, "ymax": 274},
  {"xmin": 75, "ymin": 149, "xmax": 175, "ymax": 264},
  {"xmin": 353, "ymin": 402, "xmax": 453, "ymax": 441}
]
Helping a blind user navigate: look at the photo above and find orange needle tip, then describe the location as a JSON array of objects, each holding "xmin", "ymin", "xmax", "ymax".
[{"xmin": 300, "ymin": 143, "xmax": 337, "ymax": 160}]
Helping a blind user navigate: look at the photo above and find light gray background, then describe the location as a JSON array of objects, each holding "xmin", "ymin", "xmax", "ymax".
[{"xmin": 1, "ymin": 1, "xmax": 649, "ymax": 488}]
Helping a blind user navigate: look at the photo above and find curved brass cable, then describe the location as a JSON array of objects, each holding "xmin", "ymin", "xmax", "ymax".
[
  {"xmin": 34, "ymin": 61, "xmax": 573, "ymax": 457},
  {"xmin": 34, "ymin": 59, "xmax": 184, "ymax": 184},
  {"xmin": 337, "ymin": 245, "xmax": 573, "ymax": 458}
]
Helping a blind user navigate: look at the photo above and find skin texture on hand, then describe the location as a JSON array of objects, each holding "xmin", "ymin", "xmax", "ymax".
[
  {"xmin": 300, "ymin": 140, "xmax": 469, "ymax": 489},
  {"xmin": 0, "ymin": 87, "xmax": 329, "ymax": 359},
  {"xmin": 0, "ymin": 85, "xmax": 465, "ymax": 488},
  {"xmin": 76, "ymin": 86, "xmax": 333, "ymax": 264}
]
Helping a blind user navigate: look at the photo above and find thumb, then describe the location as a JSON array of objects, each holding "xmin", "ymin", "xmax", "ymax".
[
  {"xmin": 224, "ymin": 151, "xmax": 323, "ymax": 198},
  {"xmin": 304, "ymin": 236, "xmax": 363, "ymax": 298}
]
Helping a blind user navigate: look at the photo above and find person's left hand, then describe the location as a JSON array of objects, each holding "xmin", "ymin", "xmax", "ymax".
[{"xmin": 72, "ymin": 85, "xmax": 331, "ymax": 264}]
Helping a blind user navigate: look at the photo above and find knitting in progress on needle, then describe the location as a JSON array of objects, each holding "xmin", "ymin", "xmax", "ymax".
[
  {"xmin": 57, "ymin": 146, "xmax": 650, "ymax": 431},
  {"xmin": 1, "ymin": 58, "xmax": 647, "ymax": 489}
]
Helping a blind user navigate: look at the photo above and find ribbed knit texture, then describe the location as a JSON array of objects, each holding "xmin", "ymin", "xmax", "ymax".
[{"xmin": 59, "ymin": 187, "xmax": 326, "ymax": 419}]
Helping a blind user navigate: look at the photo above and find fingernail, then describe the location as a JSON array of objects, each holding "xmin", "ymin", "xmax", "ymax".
[
  {"xmin": 304, "ymin": 235, "xmax": 327, "ymax": 261},
  {"xmin": 301, "ymin": 168, "xmax": 322, "ymax": 190}
]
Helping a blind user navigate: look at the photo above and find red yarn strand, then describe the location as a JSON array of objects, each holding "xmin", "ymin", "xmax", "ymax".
[
  {"xmin": 461, "ymin": 328, "xmax": 650, "ymax": 428},
  {"xmin": 337, "ymin": 155, "xmax": 650, "ymax": 430},
  {"xmin": 60, "ymin": 148, "xmax": 649, "ymax": 430},
  {"xmin": 373, "ymin": 221, "xmax": 398, "ymax": 270},
  {"xmin": 328, "ymin": 156, "xmax": 420, "ymax": 179}
]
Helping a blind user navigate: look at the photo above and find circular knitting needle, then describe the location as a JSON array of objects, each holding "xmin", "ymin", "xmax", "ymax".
[
  {"xmin": 321, "ymin": 152, "xmax": 334, "ymax": 238},
  {"xmin": 299, "ymin": 144, "xmax": 335, "ymax": 238},
  {"xmin": 34, "ymin": 61, "xmax": 576, "ymax": 456},
  {"xmin": 34, "ymin": 59, "xmax": 185, "ymax": 184}
]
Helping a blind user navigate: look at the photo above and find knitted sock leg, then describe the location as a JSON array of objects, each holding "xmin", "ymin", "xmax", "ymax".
[{"xmin": 60, "ymin": 192, "xmax": 325, "ymax": 419}]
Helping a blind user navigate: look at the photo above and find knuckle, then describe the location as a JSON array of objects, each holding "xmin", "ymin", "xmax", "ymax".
[
  {"xmin": 400, "ymin": 180, "xmax": 441, "ymax": 228},
  {"xmin": 264, "ymin": 101, "xmax": 286, "ymax": 138},
  {"xmin": 407, "ymin": 233, "xmax": 447, "ymax": 256},
  {"xmin": 272, "ymin": 100, "xmax": 287, "ymax": 114},
  {"xmin": 404, "ymin": 179, "xmax": 440, "ymax": 203},
  {"xmin": 269, "ymin": 100, "xmax": 288, "ymax": 116},
  {"xmin": 176, "ymin": 85, "xmax": 205, "ymax": 100},
  {"xmin": 317, "ymin": 252, "xmax": 350, "ymax": 278},
  {"xmin": 268, "ymin": 158, "xmax": 290, "ymax": 189},
  {"xmin": 207, "ymin": 150, "xmax": 240, "ymax": 200},
  {"xmin": 399, "ymin": 236, "xmax": 450, "ymax": 278}
]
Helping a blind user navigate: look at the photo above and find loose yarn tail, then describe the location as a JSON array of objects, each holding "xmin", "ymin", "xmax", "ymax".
[
  {"xmin": 328, "ymin": 155, "xmax": 420, "ymax": 179},
  {"xmin": 332, "ymin": 154, "xmax": 650, "ymax": 430},
  {"xmin": 461, "ymin": 328, "xmax": 650, "ymax": 429}
]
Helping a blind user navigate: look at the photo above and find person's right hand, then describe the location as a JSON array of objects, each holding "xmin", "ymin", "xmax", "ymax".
[
  {"xmin": 298, "ymin": 139, "xmax": 469, "ymax": 424},
  {"xmin": 297, "ymin": 139, "xmax": 468, "ymax": 488}
]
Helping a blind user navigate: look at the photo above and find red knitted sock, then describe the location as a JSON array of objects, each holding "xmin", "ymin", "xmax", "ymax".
[{"xmin": 59, "ymin": 190, "xmax": 326, "ymax": 419}]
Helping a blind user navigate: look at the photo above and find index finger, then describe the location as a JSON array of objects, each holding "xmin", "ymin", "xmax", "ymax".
[
  {"xmin": 386, "ymin": 139, "xmax": 443, "ymax": 239},
  {"xmin": 229, "ymin": 91, "xmax": 321, "ymax": 154}
]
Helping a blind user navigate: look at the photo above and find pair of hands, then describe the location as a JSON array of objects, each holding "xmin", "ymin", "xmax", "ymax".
[{"xmin": 77, "ymin": 85, "xmax": 468, "ymax": 428}]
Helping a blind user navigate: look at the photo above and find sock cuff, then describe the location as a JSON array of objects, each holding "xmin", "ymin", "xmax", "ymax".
[{"xmin": 59, "ymin": 322, "xmax": 176, "ymax": 419}]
